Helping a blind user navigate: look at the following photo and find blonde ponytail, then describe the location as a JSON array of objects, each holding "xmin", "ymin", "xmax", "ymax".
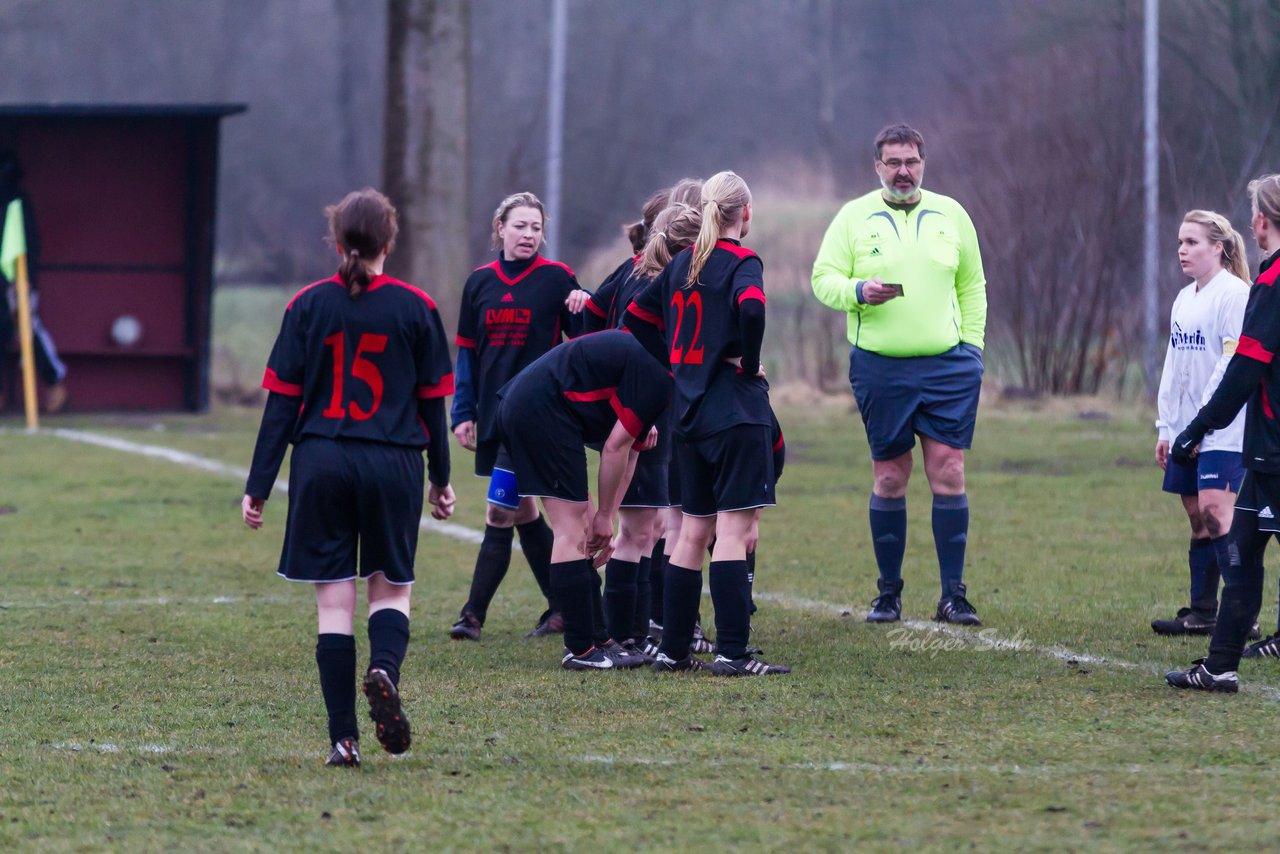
[
  {"xmin": 638, "ymin": 202, "xmax": 701, "ymax": 279},
  {"xmin": 686, "ymin": 171, "xmax": 751, "ymax": 287}
]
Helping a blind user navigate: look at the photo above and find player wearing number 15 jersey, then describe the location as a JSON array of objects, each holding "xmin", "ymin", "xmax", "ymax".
[
  {"xmin": 241, "ymin": 189, "xmax": 455, "ymax": 768},
  {"xmin": 628, "ymin": 171, "xmax": 789, "ymax": 677}
]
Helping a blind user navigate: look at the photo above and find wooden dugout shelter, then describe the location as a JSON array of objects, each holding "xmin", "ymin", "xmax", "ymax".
[{"xmin": 0, "ymin": 103, "xmax": 245, "ymax": 413}]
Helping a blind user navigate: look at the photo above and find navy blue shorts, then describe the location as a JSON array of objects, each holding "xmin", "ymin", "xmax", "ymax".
[
  {"xmin": 279, "ymin": 437, "xmax": 424, "ymax": 585},
  {"xmin": 678, "ymin": 425, "xmax": 776, "ymax": 518},
  {"xmin": 848, "ymin": 344, "xmax": 983, "ymax": 461},
  {"xmin": 1162, "ymin": 449, "xmax": 1244, "ymax": 496}
]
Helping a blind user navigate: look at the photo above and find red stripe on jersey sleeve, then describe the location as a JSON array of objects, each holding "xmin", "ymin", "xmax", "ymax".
[
  {"xmin": 1238, "ymin": 335, "xmax": 1273, "ymax": 364},
  {"xmin": 773, "ymin": 430, "xmax": 785, "ymax": 453},
  {"xmin": 564, "ymin": 387, "xmax": 617, "ymax": 403},
  {"xmin": 417, "ymin": 373, "xmax": 456, "ymax": 399},
  {"xmin": 610, "ymin": 394, "xmax": 644, "ymax": 438},
  {"xmin": 738, "ymin": 286, "xmax": 766, "ymax": 305},
  {"xmin": 1259, "ymin": 264, "xmax": 1279, "ymax": 287},
  {"xmin": 626, "ymin": 302, "xmax": 665, "ymax": 330},
  {"xmin": 262, "ymin": 368, "xmax": 303, "ymax": 396},
  {"xmin": 584, "ymin": 298, "xmax": 607, "ymax": 318},
  {"xmin": 456, "ymin": 335, "xmax": 476, "ymax": 349}
]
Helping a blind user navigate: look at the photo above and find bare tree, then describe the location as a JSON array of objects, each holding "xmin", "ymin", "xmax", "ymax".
[{"xmin": 382, "ymin": 0, "xmax": 470, "ymax": 327}]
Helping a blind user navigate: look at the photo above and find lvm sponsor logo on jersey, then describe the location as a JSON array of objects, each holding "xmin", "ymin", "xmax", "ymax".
[
  {"xmin": 1170, "ymin": 322, "xmax": 1207, "ymax": 351},
  {"xmin": 486, "ymin": 307, "xmax": 533, "ymax": 346}
]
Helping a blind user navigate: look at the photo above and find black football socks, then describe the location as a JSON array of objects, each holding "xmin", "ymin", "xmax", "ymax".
[
  {"xmin": 709, "ymin": 559, "xmax": 751, "ymax": 659},
  {"xmin": 461, "ymin": 524, "xmax": 515, "ymax": 624},
  {"xmin": 550, "ymin": 559, "xmax": 596, "ymax": 655},
  {"xmin": 632, "ymin": 554, "xmax": 653, "ymax": 640},
  {"xmin": 316, "ymin": 633, "xmax": 358, "ymax": 744},
  {"xmin": 604, "ymin": 557, "xmax": 640, "ymax": 643},
  {"xmin": 367, "ymin": 609, "xmax": 410, "ymax": 687},
  {"xmin": 517, "ymin": 517, "xmax": 557, "ymax": 612},
  {"xmin": 659, "ymin": 563, "xmax": 703, "ymax": 660},
  {"xmin": 650, "ymin": 539, "xmax": 668, "ymax": 627}
]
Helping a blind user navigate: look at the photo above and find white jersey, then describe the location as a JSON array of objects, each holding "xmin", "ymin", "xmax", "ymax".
[{"xmin": 1156, "ymin": 268, "xmax": 1251, "ymax": 452}]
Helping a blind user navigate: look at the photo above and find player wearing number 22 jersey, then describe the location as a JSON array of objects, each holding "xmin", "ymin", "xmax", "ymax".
[{"xmin": 629, "ymin": 237, "xmax": 774, "ymax": 493}]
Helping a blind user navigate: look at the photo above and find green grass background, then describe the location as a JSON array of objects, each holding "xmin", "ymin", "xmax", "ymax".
[{"xmin": 1, "ymin": 288, "xmax": 1278, "ymax": 850}]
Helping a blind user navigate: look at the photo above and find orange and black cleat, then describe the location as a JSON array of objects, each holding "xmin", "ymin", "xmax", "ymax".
[{"xmin": 362, "ymin": 668, "xmax": 412, "ymax": 754}]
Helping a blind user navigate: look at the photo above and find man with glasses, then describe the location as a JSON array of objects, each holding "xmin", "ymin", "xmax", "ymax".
[{"xmin": 811, "ymin": 123, "xmax": 988, "ymax": 626}]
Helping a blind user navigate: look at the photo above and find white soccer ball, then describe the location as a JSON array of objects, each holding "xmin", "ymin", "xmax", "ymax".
[{"xmin": 111, "ymin": 315, "xmax": 142, "ymax": 347}]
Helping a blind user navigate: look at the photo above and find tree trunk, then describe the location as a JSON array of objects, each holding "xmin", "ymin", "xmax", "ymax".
[{"xmin": 382, "ymin": 0, "xmax": 470, "ymax": 331}]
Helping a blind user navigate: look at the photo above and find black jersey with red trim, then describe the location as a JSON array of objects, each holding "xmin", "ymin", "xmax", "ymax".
[
  {"xmin": 585, "ymin": 256, "xmax": 649, "ymax": 331},
  {"xmin": 497, "ymin": 329, "xmax": 672, "ymax": 445},
  {"xmin": 456, "ymin": 254, "xmax": 583, "ymax": 442},
  {"xmin": 629, "ymin": 238, "xmax": 770, "ymax": 439},
  {"xmin": 1232, "ymin": 251, "xmax": 1280, "ymax": 471},
  {"xmin": 262, "ymin": 274, "xmax": 454, "ymax": 448}
]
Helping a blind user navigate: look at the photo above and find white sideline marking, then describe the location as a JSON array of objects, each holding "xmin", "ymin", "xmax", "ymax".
[
  {"xmin": 27, "ymin": 429, "xmax": 1280, "ymax": 700},
  {"xmin": 46, "ymin": 428, "xmax": 486, "ymax": 545},
  {"xmin": 0, "ymin": 594, "xmax": 293, "ymax": 610}
]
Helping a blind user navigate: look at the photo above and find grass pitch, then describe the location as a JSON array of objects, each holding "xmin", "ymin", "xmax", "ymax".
[{"xmin": 3, "ymin": 400, "xmax": 1280, "ymax": 851}]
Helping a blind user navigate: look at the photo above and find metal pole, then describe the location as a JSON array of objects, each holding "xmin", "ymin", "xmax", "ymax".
[
  {"xmin": 545, "ymin": 0, "xmax": 567, "ymax": 258},
  {"xmin": 1143, "ymin": 0, "xmax": 1160, "ymax": 399}
]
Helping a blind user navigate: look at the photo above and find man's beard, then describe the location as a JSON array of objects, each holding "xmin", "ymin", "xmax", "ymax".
[{"xmin": 880, "ymin": 175, "xmax": 921, "ymax": 203}]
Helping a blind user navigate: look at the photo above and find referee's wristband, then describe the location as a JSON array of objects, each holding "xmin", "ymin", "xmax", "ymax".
[{"xmin": 854, "ymin": 279, "xmax": 866, "ymax": 305}]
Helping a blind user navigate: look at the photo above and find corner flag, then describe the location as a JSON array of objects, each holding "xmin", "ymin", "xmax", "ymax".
[{"xmin": 1, "ymin": 198, "xmax": 25, "ymax": 282}]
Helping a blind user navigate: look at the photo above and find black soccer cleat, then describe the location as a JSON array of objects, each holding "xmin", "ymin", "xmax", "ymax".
[
  {"xmin": 867, "ymin": 592, "xmax": 902, "ymax": 623},
  {"xmin": 638, "ymin": 637, "xmax": 662, "ymax": 658},
  {"xmin": 690, "ymin": 622, "xmax": 714, "ymax": 654},
  {"xmin": 867, "ymin": 578, "xmax": 903, "ymax": 623},
  {"xmin": 363, "ymin": 668, "xmax": 412, "ymax": 754},
  {"xmin": 1151, "ymin": 607, "xmax": 1215, "ymax": 636},
  {"xmin": 1164, "ymin": 658, "xmax": 1239, "ymax": 693},
  {"xmin": 618, "ymin": 638, "xmax": 657, "ymax": 664},
  {"xmin": 449, "ymin": 611, "xmax": 482, "ymax": 641},
  {"xmin": 525, "ymin": 610, "xmax": 565, "ymax": 638},
  {"xmin": 651, "ymin": 652, "xmax": 708, "ymax": 673},
  {"xmin": 325, "ymin": 736, "xmax": 361, "ymax": 768},
  {"xmin": 561, "ymin": 646, "xmax": 615, "ymax": 671},
  {"xmin": 934, "ymin": 585, "xmax": 981, "ymax": 626},
  {"xmin": 600, "ymin": 639, "xmax": 650, "ymax": 669},
  {"xmin": 1244, "ymin": 632, "xmax": 1280, "ymax": 659},
  {"xmin": 710, "ymin": 653, "xmax": 791, "ymax": 677}
]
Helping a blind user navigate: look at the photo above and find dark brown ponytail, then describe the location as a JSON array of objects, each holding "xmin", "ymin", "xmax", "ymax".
[{"xmin": 325, "ymin": 188, "xmax": 398, "ymax": 299}]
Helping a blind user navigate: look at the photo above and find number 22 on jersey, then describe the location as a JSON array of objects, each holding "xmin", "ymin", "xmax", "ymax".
[
  {"xmin": 322, "ymin": 332, "xmax": 387, "ymax": 420},
  {"xmin": 670, "ymin": 290, "xmax": 705, "ymax": 365}
]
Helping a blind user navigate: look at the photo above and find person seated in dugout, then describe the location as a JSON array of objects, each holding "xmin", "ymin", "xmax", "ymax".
[{"xmin": 493, "ymin": 328, "xmax": 672, "ymax": 671}]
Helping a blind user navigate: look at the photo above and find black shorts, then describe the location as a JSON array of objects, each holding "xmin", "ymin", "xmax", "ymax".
[
  {"xmin": 498, "ymin": 397, "xmax": 589, "ymax": 503},
  {"xmin": 666, "ymin": 429, "xmax": 683, "ymax": 508},
  {"xmin": 678, "ymin": 425, "xmax": 776, "ymax": 517},
  {"xmin": 279, "ymin": 437, "xmax": 424, "ymax": 585},
  {"xmin": 474, "ymin": 438, "xmax": 503, "ymax": 478},
  {"xmin": 622, "ymin": 432, "xmax": 670, "ymax": 508},
  {"xmin": 1236, "ymin": 470, "xmax": 1280, "ymax": 533}
]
